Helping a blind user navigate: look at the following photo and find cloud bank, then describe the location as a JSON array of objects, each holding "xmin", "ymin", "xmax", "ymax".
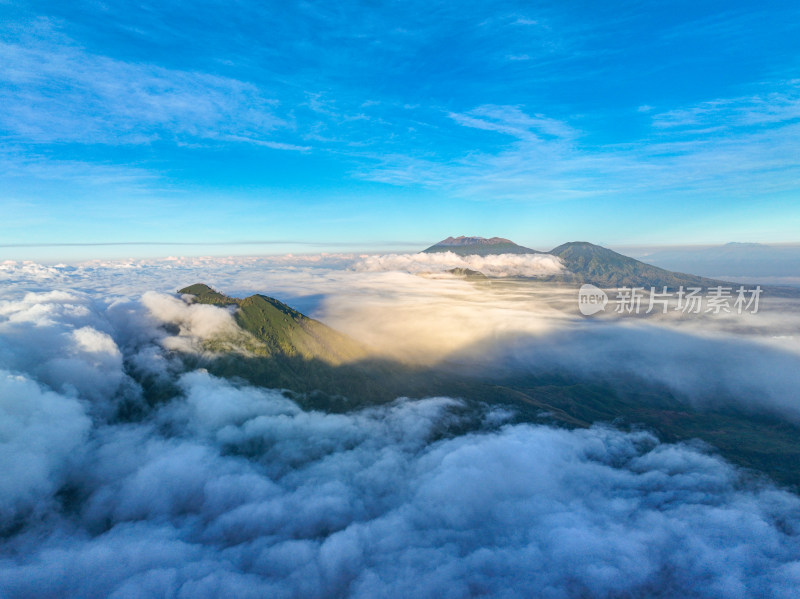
[
  {"xmin": 2, "ymin": 366, "xmax": 800, "ymax": 598},
  {"xmin": 353, "ymin": 251, "xmax": 564, "ymax": 277}
]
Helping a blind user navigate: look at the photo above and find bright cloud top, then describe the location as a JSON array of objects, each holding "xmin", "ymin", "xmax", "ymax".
[{"xmin": 353, "ymin": 251, "xmax": 565, "ymax": 277}]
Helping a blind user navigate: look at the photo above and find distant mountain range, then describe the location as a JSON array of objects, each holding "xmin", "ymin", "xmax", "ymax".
[
  {"xmin": 424, "ymin": 236, "xmax": 724, "ymax": 288},
  {"xmin": 630, "ymin": 242, "xmax": 800, "ymax": 281}
]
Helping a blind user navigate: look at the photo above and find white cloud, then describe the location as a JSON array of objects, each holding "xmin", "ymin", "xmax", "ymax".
[
  {"xmin": 142, "ymin": 291, "xmax": 239, "ymax": 339},
  {"xmin": 72, "ymin": 326, "xmax": 121, "ymax": 357},
  {"xmin": 0, "ymin": 291, "xmax": 130, "ymax": 403},
  {"xmin": 448, "ymin": 105, "xmax": 578, "ymax": 141},
  {"xmin": 465, "ymin": 321, "xmax": 800, "ymax": 422},
  {"xmin": 1, "ymin": 370, "xmax": 799, "ymax": 598},
  {"xmin": 353, "ymin": 251, "xmax": 564, "ymax": 277},
  {"xmin": 0, "ymin": 370, "xmax": 90, "ymax": 522}
]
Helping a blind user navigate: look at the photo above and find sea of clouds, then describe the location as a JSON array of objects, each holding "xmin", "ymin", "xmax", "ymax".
[{"xmin": 1, "ymin": 255, "xmax": 800, "ymax": 598}]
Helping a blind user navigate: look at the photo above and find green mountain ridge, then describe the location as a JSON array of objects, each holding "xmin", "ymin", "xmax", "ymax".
[{"xmin": 178, "ymin": 283, "xmax": 367, "ymax": 364}]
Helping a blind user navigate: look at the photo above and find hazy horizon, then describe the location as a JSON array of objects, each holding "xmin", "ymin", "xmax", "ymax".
[{"xmin": 5, "ymin": 239, "xmax": 800, "ymax": 287}]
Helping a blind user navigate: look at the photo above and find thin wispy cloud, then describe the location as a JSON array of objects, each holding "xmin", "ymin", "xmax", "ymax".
[
  {"xmin": 0, "ymin": 21, "xmax": 288, "ymax": 147},
  {"xmin": 358, "ymin": 89, "xmax": 800, "ymax": 203},
  {"xmin": 0, "ymin": 147, "xmax": 160, "ymax": 188},
  {"xmin": 652, "ymin": 82, "xmax": 800, "ymax": 130},
  {"xmin": 448, "ymin": 104, "xmax": 578, "ymax": 141}
]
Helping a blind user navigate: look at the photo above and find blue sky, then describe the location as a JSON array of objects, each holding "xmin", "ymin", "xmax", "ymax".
[{"xmin": 2, "ymin": 0, "xmax": 799, "ymax": 260}]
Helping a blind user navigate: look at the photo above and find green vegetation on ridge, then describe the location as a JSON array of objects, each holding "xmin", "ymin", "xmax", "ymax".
[{"xmin": 179, "ymin": 283, "xmax": 367, "ymax": 364}]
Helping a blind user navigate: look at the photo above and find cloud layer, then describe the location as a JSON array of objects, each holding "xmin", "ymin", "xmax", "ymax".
[
  {"xmin": 1, "ymin": 259, "xmax": 800, "ymax": 597},
  {"xmin": 352, "ymin": 251, "xmax": 564, "ymax": 277},
  {"xmin": 2, "ymin": 366, "xmax": 800, "ymax": 598}
]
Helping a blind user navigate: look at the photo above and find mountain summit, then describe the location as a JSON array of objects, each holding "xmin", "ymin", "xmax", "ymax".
[
  {"xmin": 423, "ymin": 236, "xmax": 541, "ymax": 256},
  {"xmin": 436, "ymin": 236, "xmax": 514, "ymax": 246},
  {"xmin": 549, "ymin": 241, "xmax": 723, "ymax": 288}
]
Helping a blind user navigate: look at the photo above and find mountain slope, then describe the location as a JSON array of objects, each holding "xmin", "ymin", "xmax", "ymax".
[
  {"xmin": 547, "ymin": 242, "xmax": 726, "ymax": 288},
  {"xmin": 423, "ymin": 236, "xmax": 541, "ymax": 256},
  {"xmin": 178, "ymin": 283, "xmax": 367, "ymax": 364}
]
